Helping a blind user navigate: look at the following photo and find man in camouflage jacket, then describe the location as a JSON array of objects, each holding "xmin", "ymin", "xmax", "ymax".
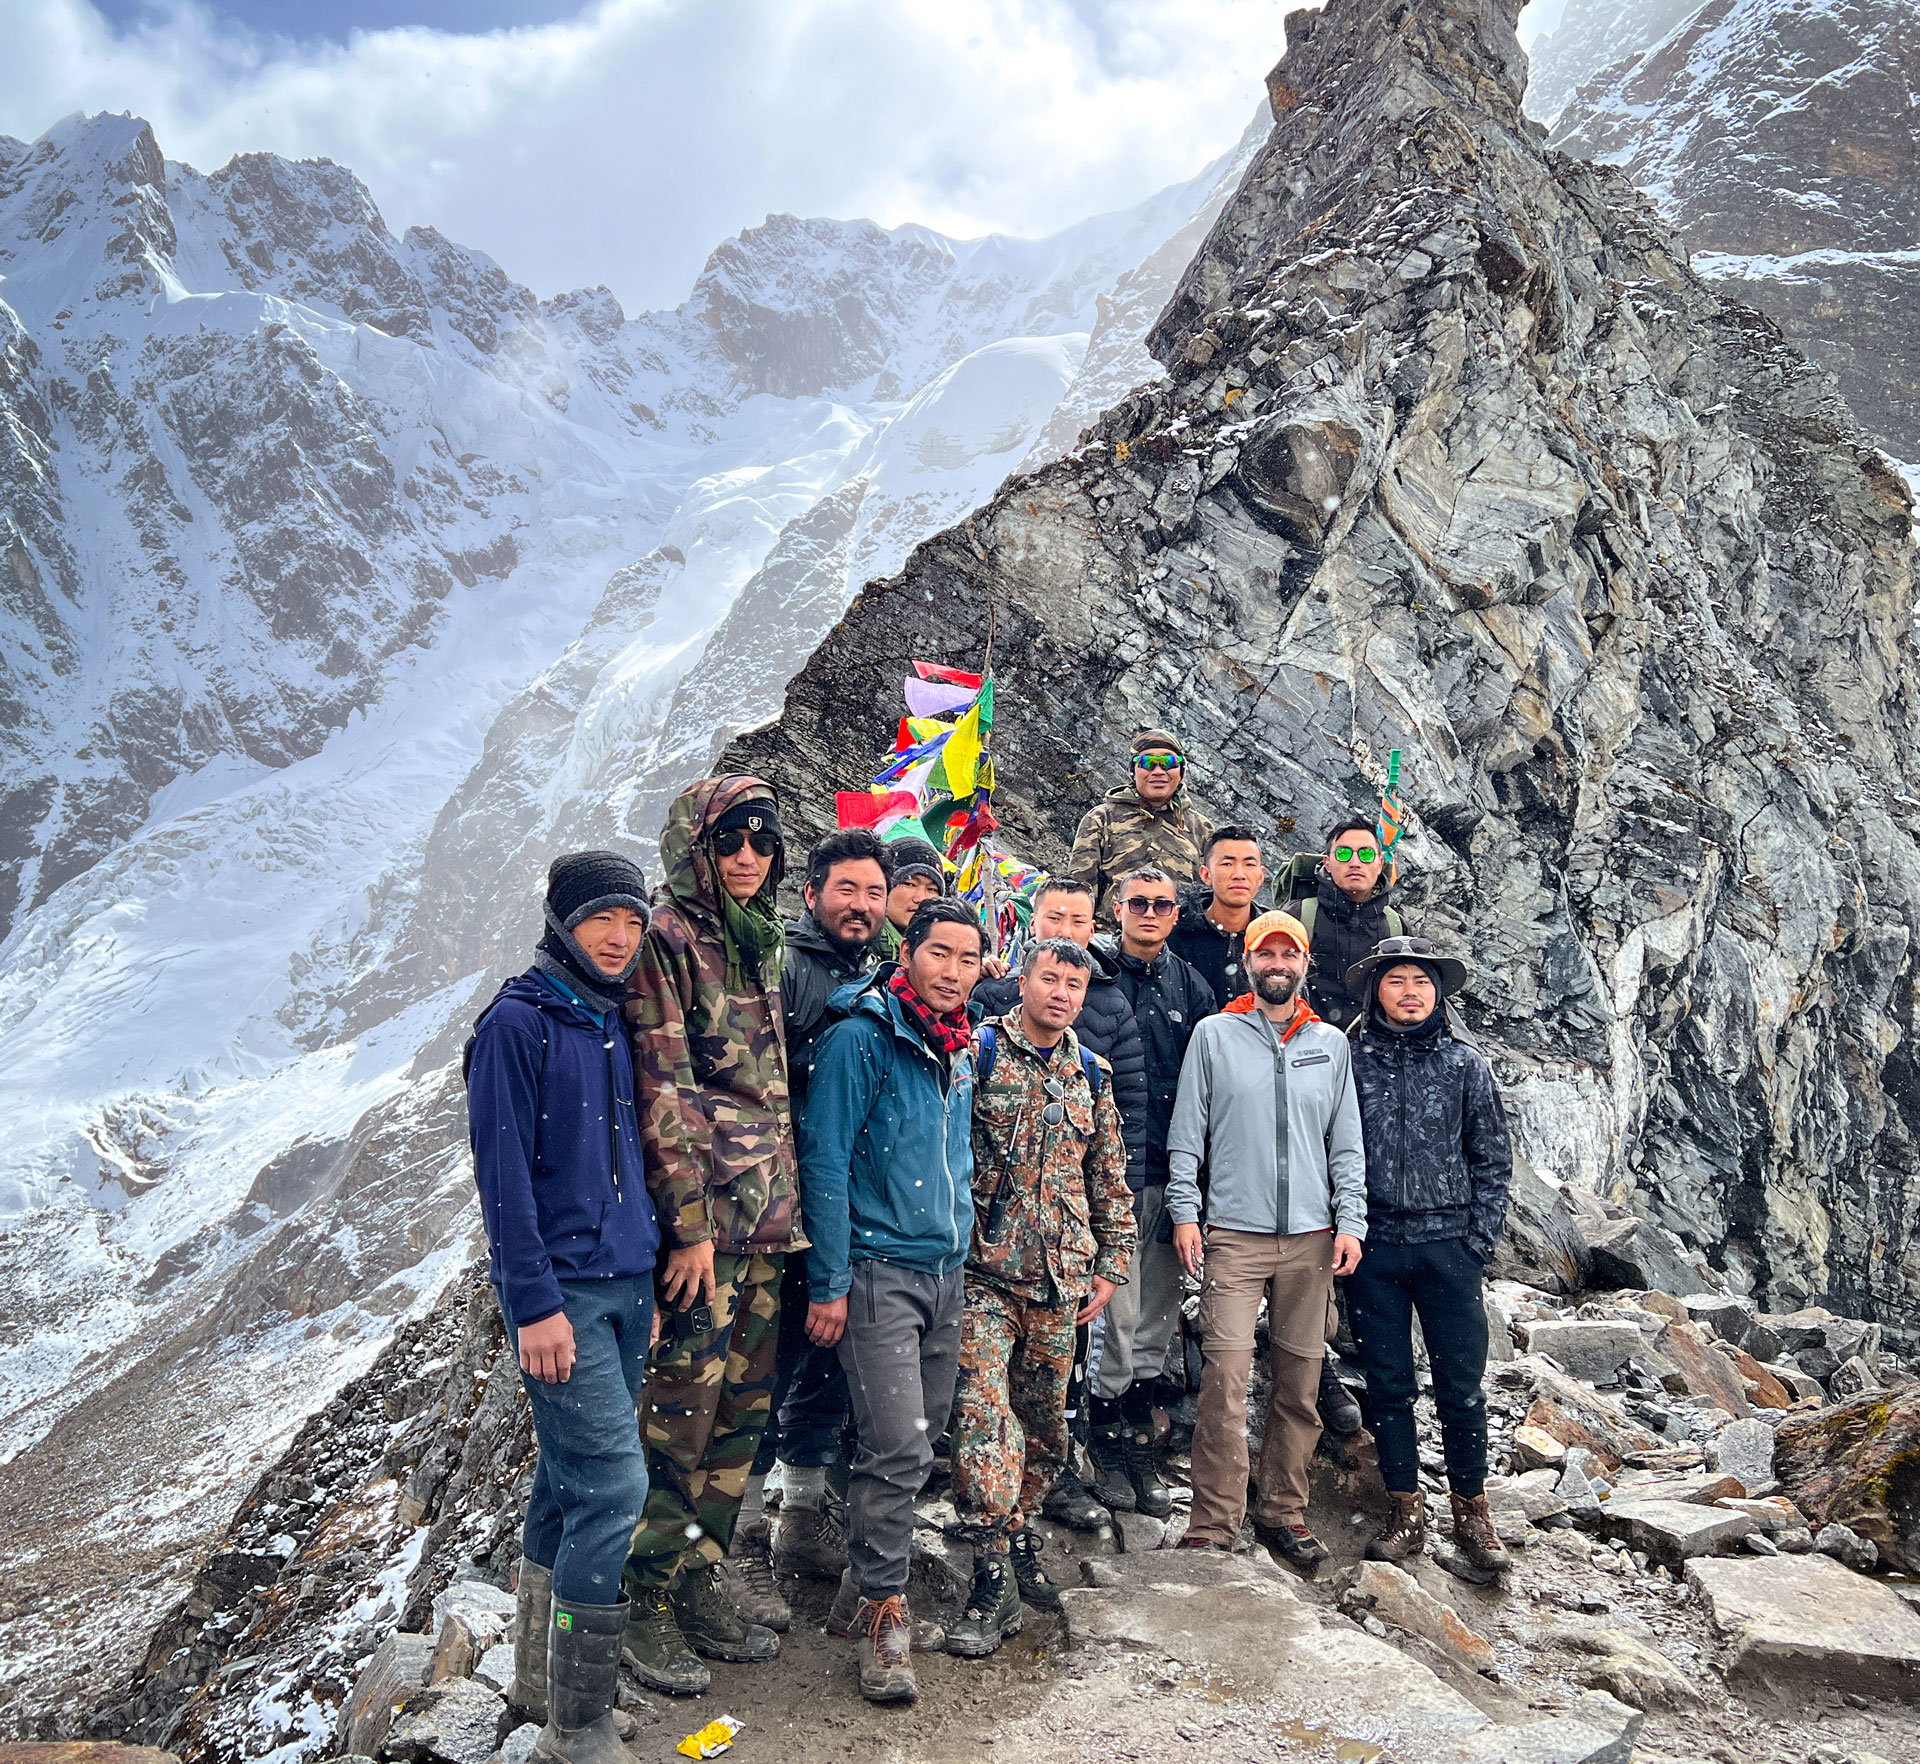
[
  {"xmin": 947, "ymin": 939, "xmax": 1134, "ymax": 1657},
  {"xmin": 623, "ymin": 774, "xmax": 802, "ymax": 1694},
  {"xmin": 1068, "ymin": 727, "xmax": 1214, "ymax": 921}
]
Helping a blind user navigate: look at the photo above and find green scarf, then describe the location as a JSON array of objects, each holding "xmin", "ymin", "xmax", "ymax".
[{"xmin": 721, "ymin": 882, "xmax": 786, "ymax": 992}]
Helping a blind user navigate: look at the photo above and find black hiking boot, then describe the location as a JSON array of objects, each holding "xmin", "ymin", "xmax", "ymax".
[
  {"xmin": 945, "ymin": 1554, "xmax": 1024, "ymax": 1658},
  {"xmin": 1041, "ymin": 1462, "xmax": 1108, "ymax": 1531},
  {"xmin": 1123, "ymin": 1427, "xmax": 1172, "ymax": 1519},
  {"xmin": 1087, "ymin": 1424, "xmax": 1136, "ymax": 1512},
  {"xmin": 1008, "ymin": 1525, "xmax": 1063, "ymax": 1611},
  {"xmin": 1317, "ymin": 1356, "xmax": 1363, "ymax": 1436},
  {"xmin": 621, "ymin": 1583, "xmax": 709, "ymax": 1696},
  {"xmin": 1257, "ymin": 1519, "xmax": 1330, "ymax": 1571},
  {"xmin": 672, "ymin": 1562, "xmax": 780, "ymax": 1663}
]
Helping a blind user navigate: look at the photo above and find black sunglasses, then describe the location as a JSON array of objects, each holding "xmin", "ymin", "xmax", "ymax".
[
  {"xmin": 712, "ymin": 828, "xmax": 781, "ymax": 858},
  {"xmin": 1120, "ymin": 896, "xmax": 1179, "ymax": 917}
]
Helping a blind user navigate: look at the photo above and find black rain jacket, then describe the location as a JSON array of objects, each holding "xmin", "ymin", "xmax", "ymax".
[
  {"xmin": 1099, "ymin": 938, "xmax": 1217, "ymax": 1185},
  {"xmin": 1349, "ymin": 1008, "xmax": 1512, "ymax": 1262},
  {"xmin": 781, "ymin": 911, "xmax": 879, "ymax": 1116},
  {"xmin": 1300, "ymin": 870, "xmax": 1409, "ymax": 1030}
]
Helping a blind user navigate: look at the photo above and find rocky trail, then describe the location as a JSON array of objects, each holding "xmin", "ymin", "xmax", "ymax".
[{"xmin": 76, "ymin": 1199, "xmax": 1920, "ymax": 1764}]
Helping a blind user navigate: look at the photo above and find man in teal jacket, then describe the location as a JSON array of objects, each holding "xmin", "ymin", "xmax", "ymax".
[{"xmin": 798, "ymin": 898, "xmax": 982, "ymax": 1705}]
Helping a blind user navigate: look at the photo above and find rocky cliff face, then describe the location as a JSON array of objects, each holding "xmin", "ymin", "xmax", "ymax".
[
  {"xmin": 733, "ymin": 0, "xmax": 1920, "ymax": 1335},
  {"xmin": 1548, "ymin": 0, "xmax": 1920, "ymax": 462}
]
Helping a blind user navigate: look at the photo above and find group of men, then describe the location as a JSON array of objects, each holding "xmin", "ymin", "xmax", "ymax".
[{"xmin": 466, "ymin": 730, "xmax": 1514, "ymax": 1760}]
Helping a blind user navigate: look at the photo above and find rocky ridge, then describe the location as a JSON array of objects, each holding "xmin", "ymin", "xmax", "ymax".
[
  {"xmin": 1520, "ymin": 0, "xmax": 1701, "ymax": 126},
  {"xmin": 731, "ymin": 0, "xmax": 1920, "ymax": 1339},
  {"xmin": 1547, "ymin": 0, "xmax": 1920, "ymax": 462}
]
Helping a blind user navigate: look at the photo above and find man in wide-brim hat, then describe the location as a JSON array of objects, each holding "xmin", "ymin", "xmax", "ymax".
[{"xmin": 1340, "ymin": 936, "xmax": 1513, "ymax": 1577}]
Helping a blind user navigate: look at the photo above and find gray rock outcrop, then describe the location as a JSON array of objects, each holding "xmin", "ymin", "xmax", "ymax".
[{"xmin": 729, "ymin": 0, "xmax": 1920, "ymax": 1332}]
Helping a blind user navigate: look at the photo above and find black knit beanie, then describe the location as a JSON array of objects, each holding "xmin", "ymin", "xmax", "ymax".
[
  {"xmin": 712, "ymin": 797, "xmax": 783, "ymax": 843},
  {"xmin": 536, "ymin": 849, "xmax": 650, "ymax": 1010},
  {"xmin": 887, "ymin": 836, "xmax": 947, "ymax": 893}
]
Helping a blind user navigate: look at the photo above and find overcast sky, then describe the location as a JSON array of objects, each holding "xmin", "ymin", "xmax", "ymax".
[{"xmin": 2, "ymin": 0, "xmax": 1569, "ymax": 314}]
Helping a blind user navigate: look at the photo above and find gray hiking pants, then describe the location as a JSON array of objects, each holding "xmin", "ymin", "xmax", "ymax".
[{"xmin": 836, "ymin": 1259, "xmax": 964, "ymax": 1598}]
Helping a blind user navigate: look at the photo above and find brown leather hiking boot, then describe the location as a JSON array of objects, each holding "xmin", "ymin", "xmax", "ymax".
[
  {"xmin": 854, "ymin": 1593, "xmax": 918, "ymax": 1704},
  {"xmin": 1450, "ymin": 1493, "xmax": 1510, "ymax": 1574},
  {"xmin": 1366, "ymin": 1492, "xmax": 1428, "ymax": 1563}
]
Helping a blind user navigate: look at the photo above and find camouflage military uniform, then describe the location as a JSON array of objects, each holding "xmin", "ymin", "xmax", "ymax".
[
  {"xmin": 1069, "ymin": 784, "xmax": 1213, "ymax": 921},
  {"xmin": 625, "ymin": 775, "xmax": 804, "ymax": 1590},
  {"xmin": 951, "ymin": 1017, "xmax": 1134, "ymax": 1548}
]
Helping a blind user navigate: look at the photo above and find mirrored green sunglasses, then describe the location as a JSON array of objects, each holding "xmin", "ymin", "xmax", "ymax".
[
  {"xmin": 1333, "ymin": 844, "xmax": 1379, "ymax": 864},
  {"xmin": 1135, "ymin": 752, "xmax": 1184, "ymax": 772}
]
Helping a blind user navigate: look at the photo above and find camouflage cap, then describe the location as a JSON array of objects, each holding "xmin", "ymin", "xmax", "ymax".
[
  {"xmin": 1244, "ymin": 909, "xmax": 1311, "ymax": 954},
  {"xmin": 1131, "ymin": 727, "xmax": 1184, "ymax": 757}
]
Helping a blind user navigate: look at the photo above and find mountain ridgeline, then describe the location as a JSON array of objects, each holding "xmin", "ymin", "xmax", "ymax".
[{"xmin": 730, "ymin": 0, "xmax": 1920, "ymax": 1330}]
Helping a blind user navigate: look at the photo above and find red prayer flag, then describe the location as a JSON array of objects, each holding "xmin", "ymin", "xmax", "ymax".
[
  {"xmin": 912, "ymin": 661, "xmax": 984, "ymax": 689},
  {"xmin": 837, "ymin": 790, "xmax": 919, "ymax": 829}
]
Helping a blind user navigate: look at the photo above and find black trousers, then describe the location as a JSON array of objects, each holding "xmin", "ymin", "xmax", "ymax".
[
  {"xmin": 1344, "ymin": 1236, "xmax": 1490, "ymax": 1498},
  {"xmin": 756, "ymin": 1251, "xmax": 854, "ymax": 1474}
]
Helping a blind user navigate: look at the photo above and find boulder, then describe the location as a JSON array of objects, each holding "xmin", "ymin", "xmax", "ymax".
[
  {"xmin": 1488, "ymin": 1157, "xmax": 1592, "ymax": 1295},
  {"xmin": 1650, "ymin": 1321, "xmax": 1749, "ymax": 1418},
  {"xmin": 384, "ymin": 1679, "xmax": 510, "ymax": 1764},
  {"xmin": 1815, "ymin": 1523, "xmax": 1879, "ymax": 1573},
  {"xmin": 1763, "ymin": 1310, "xmax": 1883, "ymax": 1383},
  {"xmin": 1548, "ymin": 1626, "xmax": 1702, "ymax": 1711},
  {"xmin": 1765, "ymin": 1362, "xmax": 1825, "ymax": 1404},
  {"xmin": 342, "ymin": 1633, "xmax": 437, "ymax": 1758},
  {"xmin": 1584, "ymin": 1218, "xmax": 1700, "ymax": 1298},
  {"xmin": 0, "ymin": 1752, "xmax": 181, "ymax": 1764},
  {"xmin": 1685, "ymin": 1553, "xmax": 1920, "ymax": 1698},
  {"xmin": 1704, "ymin": 1418, "xmax": 1775, "ymax": 1490},
  {"xmin": 1829, "ymin": 1354, "xmax": 1882, "ymax": 1400},
  {"xmin": 1340, "ymin": 1561, "xmax": 1496, "ymax": 1673},
  {"xmin": 1680, "ymin": 1292, "xmax": 1753, "ymax": 1344},
  {"xmin": 1512, "ymin": 1425, "xmax": 1568, "ymax": 1472},
  {"xmin": 1727, "ymin": 1348, "xmax": 1791, "ymax": 1411},
  {"xmin": 1715, "ymin": 1496, "xmax": 1806, "ymax": 1533},
  {"xmin": 431, "ymin": 1581, "xmax": 515, "ymax": 1642},
  {"xmin": 1773, "ymin": 1387, "xmax": 1920, "ymax": 1573},
  {"xmin": 472, "ymin": 1643, "xmax": 515, "ymax": 1695},
  {"xmin": 1515, "ymin": 1359, "xmax": 1659, "ymax": 1471},
  {"xmin": 1596, "ymin": 1498, "xmax": 1754, "ymax": 1567},
  {"xmin": 1519, "ymin": 1321, "xmax": 1642, "ymax": 1386},
  {"xmin": 1439, "ymin": 1692, "xmax": 1642, "ymax": 1763}
]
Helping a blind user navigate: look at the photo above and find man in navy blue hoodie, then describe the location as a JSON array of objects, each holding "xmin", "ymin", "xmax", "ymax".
[{"xmin": 468, "ymin": 851, "xmax": 662, "ymax": 1764}]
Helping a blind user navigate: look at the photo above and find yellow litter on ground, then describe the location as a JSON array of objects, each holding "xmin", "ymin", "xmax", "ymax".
[{"xmin": 676, "ymin": 1715, "xmax": 743, "ymax": 1758}]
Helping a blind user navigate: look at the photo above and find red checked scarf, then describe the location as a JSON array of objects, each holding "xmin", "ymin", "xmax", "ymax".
[{"xmin": 889, "ymin": 966, "xmax": 973, "ymax": 1056}]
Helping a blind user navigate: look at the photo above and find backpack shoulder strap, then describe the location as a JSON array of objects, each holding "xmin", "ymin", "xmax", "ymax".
[
  {"xmin": 1384, "ymin": 905, "xmax": 1403, "ymax": 937},
  {"xmin": 977, "ymin": 1022, "xmax": 997, "ymax": 1088},
  {"xmin": 1079, "ymin": 1045, "xmax": 1104, "ymax": 1098},
  {"xmin": 1297, "ymin": 896, "xmax": 1317, "ymax": 937}
]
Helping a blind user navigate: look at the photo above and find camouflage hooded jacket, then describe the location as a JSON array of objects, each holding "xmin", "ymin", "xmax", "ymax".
[
  {"xmin": 1069, "ymin": 783, "xmax": 1214, "ymax": 921},
  {"xmin": 628, "ymin": 774, "xmax": 803, "ymax": 1255},
  {"xmin": 968, "ymin": 1016, "xmax": 1134, "ymax": 1304}
]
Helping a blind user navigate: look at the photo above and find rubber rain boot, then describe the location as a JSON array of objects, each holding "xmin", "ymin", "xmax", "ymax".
[
  {"xmin": 531, "ymin": 1597, "xmax": 628, "ymax": 1764},
  {"xmin": 507, "ymin": 1559, "xmax": 552, "ymax": 1723}
]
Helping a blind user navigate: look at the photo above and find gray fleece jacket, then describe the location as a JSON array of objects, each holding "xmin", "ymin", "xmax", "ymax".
[{"xmin": 1165, "ymin": 1004, "xmax": 1367, "ymax": 1239}]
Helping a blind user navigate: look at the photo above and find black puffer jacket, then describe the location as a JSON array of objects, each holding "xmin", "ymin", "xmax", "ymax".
[
  {"xmin": 1299, "ymin": 870, "xmax": 1407, "ymax": 1030},
  {"xmin": 781, "ymin": 912, "xmax": 878, "ymax": 1115},
  {"xmin": 1099, "ymin": 938, "xmax": 1216, "ymax": 1185},
  {"xmin": 971, "ymin": 945, "xmax": 1149, "ymax": 1192},
  {"xmin": 1350, "ymin": 1010, "xmax": 1512, "ymax": 1261}
]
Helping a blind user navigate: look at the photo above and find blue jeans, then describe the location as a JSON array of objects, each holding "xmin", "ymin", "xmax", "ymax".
[
  {"xmin": 1344, "ymin": 1237, "xmax": 1489, "ymax": 1498},
  {"xmin": 508, "ymin": 1276, "xmax": 654, "ymax": 1605}
]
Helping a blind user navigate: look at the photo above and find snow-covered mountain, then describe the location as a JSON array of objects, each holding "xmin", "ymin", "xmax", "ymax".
[
  {"xmin": 0, "ymin": 104, "xmax": 1264, "ymax": 1723},
  {"xmin": 1544, "ymin": 0, "xmax": 1919, "ymax": 464},
  {"xmin": 1521, "ymin": 0, "xmax": 1702, "ymax": 125}
]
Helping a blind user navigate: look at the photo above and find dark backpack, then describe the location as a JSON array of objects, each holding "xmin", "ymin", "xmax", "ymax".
[{"xmin": 976, "ymin": 1022, "xmax": 1105, "ymax": 1098}]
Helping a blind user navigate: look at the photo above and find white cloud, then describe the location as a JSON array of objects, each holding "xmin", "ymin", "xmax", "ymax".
[{"xmin": 0, "ymin": 0, "xmax": 1305, "ymax": 312}]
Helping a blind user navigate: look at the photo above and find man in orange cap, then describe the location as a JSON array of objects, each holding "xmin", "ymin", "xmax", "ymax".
[{"xmin": 1165, "ymin": 910, "xmax": 1366, "ymax": 1567}]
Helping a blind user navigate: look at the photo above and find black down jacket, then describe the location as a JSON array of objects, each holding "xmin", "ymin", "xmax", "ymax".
[
  {"xmin": 781, "ymin": 912, "xmax": 878, "ymax": 1116},
  {"xmin": 1099, "ymin": 937, "xmax": 1216, "ymax": 1186},
  {"xmin": 1349, "ymin": 1010, "xmax": 1513, "ymax": 1262},
  {"xmin": 971, "ymin": 943, "xmax": 1149, "ymax": 1192}
]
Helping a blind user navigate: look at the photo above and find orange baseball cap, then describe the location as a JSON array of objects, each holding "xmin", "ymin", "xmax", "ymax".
[{"xmin": 1244, "ymin": 910, "xmax": 1310, "ymax": 954}]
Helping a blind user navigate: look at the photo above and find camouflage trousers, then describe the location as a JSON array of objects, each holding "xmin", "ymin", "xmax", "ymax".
[
  {"xmin": 624, "ymin": 1250, "xmax": 783, "ymax": 1591},
  {"xmin": 949, "ymin": 1278, "xmax": 1077, "ymax": 1553}
]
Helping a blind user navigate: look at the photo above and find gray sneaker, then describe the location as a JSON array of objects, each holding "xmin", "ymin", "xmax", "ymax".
[
  {"xmin": 772, "ymin": 1496, "xmax": 850, "ymax": 1581},
  {"xmin": 827, "ymin": 1568, "xmax": 946, "ymax": 1651},
  {"xmin": 621, "ymin": 1584, "xmax": 710, "ymax": 1696},
  {"xmin": 672, "ymin": 1562, "xmax": 780, "ymax": 1663},
  {"xmin": 724, "ymin": 1518, "xmax": 791, "ymax": 1633}
]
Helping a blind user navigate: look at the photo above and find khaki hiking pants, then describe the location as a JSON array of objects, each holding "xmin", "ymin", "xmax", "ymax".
[{"xmin": 1186, "ymin": 1227, "xmax": 1334, "ymax": 1546}]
